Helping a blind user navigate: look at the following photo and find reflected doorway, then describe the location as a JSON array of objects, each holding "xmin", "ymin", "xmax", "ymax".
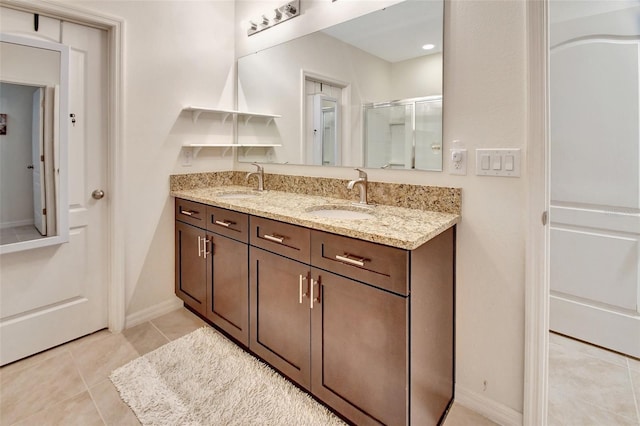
[{"xmin": 0, "ymin": 81, "xmax": 52, "ymax": 245}]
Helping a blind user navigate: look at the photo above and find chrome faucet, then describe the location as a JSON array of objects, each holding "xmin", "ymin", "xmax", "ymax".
[
  {"xmin": 347, "ymin": 168, "xmax": 368, "ymax": 204},
  {"xmin": 246, "ymin": 163, "xmax": 265, "ymax": 191}
]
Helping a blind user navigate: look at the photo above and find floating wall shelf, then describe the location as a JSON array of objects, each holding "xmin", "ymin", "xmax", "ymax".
[
  {"xmin": 183, "ymin": 106, "xmax": 281, "ymax": 126},
  {"xmin": 183, "ymin": 143, "xmax": 282, "ymax": 158}
]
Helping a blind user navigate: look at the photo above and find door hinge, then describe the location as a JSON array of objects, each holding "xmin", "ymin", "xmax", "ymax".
[
  {"xmin": 42, "ymin": 208, "xmax": 46, "ymax": 215},
  {"xmin": 542, "ymin": 211, "xmax": 548, "ymax": 226},
  {"xmin": 40, "ymin": 155, "xmax": 44, "ymax": 162}
]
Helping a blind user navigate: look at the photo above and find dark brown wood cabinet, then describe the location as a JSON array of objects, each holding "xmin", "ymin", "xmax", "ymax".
[
  {"xmin": 249, "ymin": 246, "xmax": 311, "ymax": 388},
  {"xmin": 176, "ymin": 198, "xmax": 454, "ymax": 425},
  {"xmin": 175, "ymin": 220, "xmax": 208, "ymax": 316},
  {"xmin": 175, "ymin": 199, "xmax": 249, "ymax": 346},
  {"xmin": 310, "ymin": 268, "xmax": 409, "ymax": 426}
]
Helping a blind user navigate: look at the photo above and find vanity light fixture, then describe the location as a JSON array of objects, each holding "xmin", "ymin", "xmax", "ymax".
[
  {"xmin": 422, "ymin": 43, "xmax": 436, "ymax": 50},
  {"xmin": 247, "ymin": 0, "xmax": 300, "ymax": 36}
]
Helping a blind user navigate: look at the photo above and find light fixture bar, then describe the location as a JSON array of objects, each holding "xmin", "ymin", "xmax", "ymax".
[{"xmin": 247, "ymin": 0, "xmax": 300, "ymax": 37}]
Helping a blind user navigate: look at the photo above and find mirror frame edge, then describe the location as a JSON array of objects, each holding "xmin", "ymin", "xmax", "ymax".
[{"xmin": 0, "ymin": 33, "xmax": 69, "ymax": 255}]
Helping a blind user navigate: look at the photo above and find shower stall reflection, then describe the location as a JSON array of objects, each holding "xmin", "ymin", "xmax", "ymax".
[{"xmin": 364, "ymin": 96, "xmax": 442, "ymax": 170}]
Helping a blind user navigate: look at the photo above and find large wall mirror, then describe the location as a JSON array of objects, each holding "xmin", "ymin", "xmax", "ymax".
[
  {"xmin": 0, "ymin": 33, "xmax": 69, "ymax": 254},
  {"xmin": 237, "ymin": 0, "xmax": 443, "ymax": 171}
]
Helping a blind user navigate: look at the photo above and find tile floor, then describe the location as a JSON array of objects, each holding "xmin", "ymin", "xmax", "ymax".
[
  {"xmin": 0, "ymin": 226, "xmax": 45, "ymax": 246},
  {"xmin": 548, "ymin": 332, "xmax": 640, "ymax": 425},
  {"xmin": 0, "ymin": 307, "xmax": 494, "ymax": 426}
]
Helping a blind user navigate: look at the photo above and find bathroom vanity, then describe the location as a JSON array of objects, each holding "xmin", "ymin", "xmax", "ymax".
[{"xmin": 172, "ymin": 181, "xmax": 459, "ymax": 426}]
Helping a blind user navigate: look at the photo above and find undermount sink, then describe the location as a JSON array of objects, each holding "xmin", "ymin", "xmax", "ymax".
[
  {"xmin": 216, "ymin": 191, "xmax": 262, "ymax": 199},
  {"xmin": 306, "ymin": 204, "xmax": 376, "ymax": 220}
]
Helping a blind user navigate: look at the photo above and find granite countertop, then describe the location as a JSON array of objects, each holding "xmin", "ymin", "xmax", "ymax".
[{"xmin": 171, "ymin": 186, "xmax": 460, "ymax": 250}]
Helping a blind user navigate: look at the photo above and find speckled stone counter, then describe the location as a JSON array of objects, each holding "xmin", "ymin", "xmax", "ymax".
[
  {"xmin": 170, "ymin": 171, "xmax": 462, "ymax": 215},
  {"xmin": 170, "ymin": 185, "xmax": 460, "ymax": 250}
]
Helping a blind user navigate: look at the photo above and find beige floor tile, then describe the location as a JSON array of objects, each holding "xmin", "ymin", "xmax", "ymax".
[
  {"xmin": 631, "ymin": 370, "xmax": 640, "ymax": 420},
  {"xmin": 70, "ymin": 333, "xmax": 138, "ymax": 387},
  {"xmin": 121, "ymin": 320, "xmax": 170, "ymax": 355},
  {"xmin": 0, "ymin": 344, "xmax": 70, "ymax": 378},
  {"xmin": 548, "ymin": 386, "xmax": 638, "ymax": 426},
  {"xmin": 550, "ymin": 332, "xmax": 629, "ymax": 368},
  {"xmin": 549, "ymin": 342, "xmax": 637, "ymax": 420},
  {"xmin": 150, "ymin": 307, "xmax": 206, "ymax": 341},
  {"xmin": 442, "ymin": 403, "xmax": 498, "ymax": 426},
  {"xmin": 90, "ymin": 379, "xmax": 140, "ymax": 426},
  {"xmin": 12, "ymin": 391, "xmax": 103, "ymax": 426},
  {"xmin": 0, "ymin": 352, "xmax": 87, "ymax": 425},
  {"xmin": 70, "ymin": 322, "xmax": 168, "ymax": 387},
  {"xmin": 628, "ymin": 356, "xmax": 640, "ymax": 373}
]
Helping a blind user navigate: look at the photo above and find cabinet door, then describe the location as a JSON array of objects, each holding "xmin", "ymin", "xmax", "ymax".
[
  {"xmin": 207, "ymin": 233, "xmax": 249, "ymax": 346},
  {"xmin": 175, "ymin": 221, "xmax": 207, "ymax": 316},
  {"xmin": 311, "ymin": 269, "xmax": 408, "ymax": 426},
  {"xmin": 249, "ymin": 247, "xmax": 311, "ymax": 389}
]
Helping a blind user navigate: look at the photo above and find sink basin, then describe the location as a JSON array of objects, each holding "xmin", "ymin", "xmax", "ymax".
[
  {"xmin": 306, "ymin": 205, "xmax": 375, "ymax": 220},
  {"xmin": 216, "ymin": 191, "xmax": 262, "ymax": 199}
]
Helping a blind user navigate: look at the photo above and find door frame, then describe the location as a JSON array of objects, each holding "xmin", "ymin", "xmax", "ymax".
[
  {"xmin": 1, "ymin": 0, "xmax": 126, "ymax": 333},
  {"xmin": 524, "ymin": 0, "xmax": 549, "ymax": 425}
]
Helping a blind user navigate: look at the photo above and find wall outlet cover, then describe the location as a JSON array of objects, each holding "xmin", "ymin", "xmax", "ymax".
[{"xmin": 449, "ymin": 148, "xmax": 467, "ymax": 175}]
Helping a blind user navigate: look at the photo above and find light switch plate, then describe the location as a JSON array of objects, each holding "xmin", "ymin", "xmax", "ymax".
[
  {"xmin": 476, "ymin": 148, "xmax": 521, "ymax": 177},
  {"xmin": 449, "ymin": 148, "xmax": 467, "ymax": 175}
]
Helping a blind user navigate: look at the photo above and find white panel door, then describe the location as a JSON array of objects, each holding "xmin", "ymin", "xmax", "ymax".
[
  {"xmin": 550, "ymin": 35, "xmax": 640, "ymax": 357},
  {"xmin": 31, "ymin": 87, "xmax": 46, "ymax": 236},
  {"xmin": 0, "ymin": 17, "xmax": 109, "ymax": 365}
]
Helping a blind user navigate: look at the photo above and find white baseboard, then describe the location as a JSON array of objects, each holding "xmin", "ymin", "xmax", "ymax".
[
  {"xmin": 455, "ymin": 384, "xmax": 523, "ymax": 426},
  {"xmin": 125, "ymin": 297, "xmax": 183, "ymax": 329}
]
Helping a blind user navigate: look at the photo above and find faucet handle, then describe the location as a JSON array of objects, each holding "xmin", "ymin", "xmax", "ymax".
[{"xmin": 354, "ymin": 168, "xmax": 367, "ymax": 179}]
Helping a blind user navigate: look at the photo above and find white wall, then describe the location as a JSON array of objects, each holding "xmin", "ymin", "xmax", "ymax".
[
  {"xmin": 391, "ymin": 52, "xmax": 442, "ymax": 99},
  {"xmin": 0, "ymin": 83, "xmax": 36, "ymax": 227},
  {"xmin": 238, "ymin": 30, "xmax": 391, "ymax": 165},
  {"xmin": 59, "ymin": 0, "xmax": 237, "ymax": 314},
  {"xmin": 235, "ymin": 0, "xmax": 527, "ymax": 417}
]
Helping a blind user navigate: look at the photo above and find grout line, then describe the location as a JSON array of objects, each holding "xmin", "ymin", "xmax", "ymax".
[
  {"xmin": 87, "ymin": 381, "xmax": 109, "ymax": 426},
  {"xmin": 148, "ymin": 319, "xmax": 171, "ymax": 343},
  {"xmin": 628, "ymin": 359, "xmax": 640, "ymax": 424}
]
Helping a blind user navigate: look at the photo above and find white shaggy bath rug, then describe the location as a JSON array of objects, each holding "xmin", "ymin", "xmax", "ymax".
[{"xmin": 110, "ymin": 327, "xmax": 345, "ymax": 426}]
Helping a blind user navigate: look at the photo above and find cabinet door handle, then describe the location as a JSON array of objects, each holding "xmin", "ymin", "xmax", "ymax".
[
  {"xmin": 335, "ymin": 253, "xmax": 367, "ymax": 267},
  {"xmin": 180, "ymin": 209, "xmax": 197, "ymax": 216},
  {"xmin": 197, "ymin": 235, "xmax": 203, "ymax": 257},
  {"xmin": 299, "ymin": 274, "xmax": 308, "ymax": 304},
  {"xmin": 215, "ymin": 220, "xmax": 234, "ymax": 228},
  {"xmin": 310, "ymin": 278, "xmax": 315, "ymax": 309},
  {"xmin": 263, "ymin": 234, "xmax": 285, "ymax": 244},
  {"xmin": 203, "ymin": 238, "xmax": 211, "ymax": 259},
  {"xmin": 310, "ymin": 277, "xmax": 321, "ymax": 309}
]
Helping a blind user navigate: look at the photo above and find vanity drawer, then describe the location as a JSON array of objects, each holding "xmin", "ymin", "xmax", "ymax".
[
  {"xmin": 250, "ymin": 216, "xmax": 310, "ymax": 263},
  {"xmin": 311, "ymin": 230, "xmax": 409, "ymax": 295},
  {"xmin": 207, "ymin": 206, "xmax": 249, "ymax": 243},
  {"xmin": 175, "ymin": 198, "xmax": 207, "ymax": 229}
]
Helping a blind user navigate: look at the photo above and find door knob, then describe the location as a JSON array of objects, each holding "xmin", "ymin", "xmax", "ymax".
[
  {"xmin": 27, "ymin": 165, "xmax": 34, "ymax": 169},
  {"xmin": 92, "ymin": 189, "xmax": 105, "ymax": 200}
]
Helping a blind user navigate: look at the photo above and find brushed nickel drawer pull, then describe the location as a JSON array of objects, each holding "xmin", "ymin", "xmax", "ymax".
[
  {"xmin": 335, "ymin": 253, "xmax": 367, "ymax": 267},
  {"xmin": 310, "ymin": 278, "xmax": 315, "ymax": 309},
  {"xmin": 299, "ymin": 274, "xmax": 308, "ymax": 304},
  {"xmin": 181, "ymin": 209, "xmax": 197, "ymax": 216},
  {"xmin": 310, "ymin": 277, "xmax": 320, "ymax": 309},
  {"xmin": 215, "ymin": 220, "xmax": 234, "ymax": 227},
  {"xmin": 203, "ymin": 238, "xmax": 211, "ymax": 259},
  {"xmin": 263, "ymin": 234, "xmax": 285, "ymax": 244}
]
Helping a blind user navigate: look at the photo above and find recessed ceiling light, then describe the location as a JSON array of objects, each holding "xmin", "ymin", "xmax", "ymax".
[{"xmin": 422, "ymin": 44, "xmax": 435, "ymax": 50}]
